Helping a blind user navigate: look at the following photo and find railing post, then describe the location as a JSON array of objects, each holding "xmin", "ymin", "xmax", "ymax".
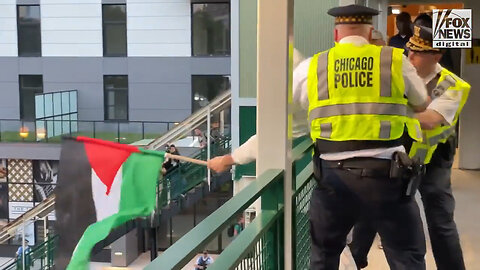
[
  {"xmin": 257, "ymin": 0, "xmax": 293, "ymax": 268},
  {"xmin": 117, "ymin": 122, "xmax": 120, "ymax": 143},
  {"xmin": 33, "ymin": 119, "xmax": 37, "ymax": 142},
  {"xmin": 22, "ymin": 219, "xmax": 25, "ymax": 269},
  {"xmin": 149, "ymin": 227, "xmax": 158, "ymax": 261},
  {"xmin": 220, "ymin": 109, "xmax": 225, "ymax": 136},
  {"xmin": 207, "ymin": 106, "xmax": 211, "ymax": 190}
]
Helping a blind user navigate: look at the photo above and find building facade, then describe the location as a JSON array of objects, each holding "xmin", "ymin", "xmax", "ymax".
[
  {"xmin": 0, "ymin": 0, "xmax": 231, "ymax": 253},
  {"xmin": 0, "ymin": 0, "xmax": 230, "ymax": 123}
]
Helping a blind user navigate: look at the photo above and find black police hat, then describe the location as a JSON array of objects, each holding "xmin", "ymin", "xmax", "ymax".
[
  {"xmin": 327, "ymin": 4, "xmax": 379, "ymax": 25},
  {"xmin": 406, "ymin": 25, "xmax": 440, "ymax": 52}
]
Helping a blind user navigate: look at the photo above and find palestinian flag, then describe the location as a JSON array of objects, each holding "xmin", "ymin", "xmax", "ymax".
[{"xmin": 55, "ymin": 137, "xmax": 164, "ymax": 269}]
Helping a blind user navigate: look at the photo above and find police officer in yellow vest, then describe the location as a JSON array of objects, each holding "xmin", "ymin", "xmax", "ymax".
[
  {"xmin": 409, "ymin": 25, "xmax": 470, "ymax": 270},
  {"xmin": 350, "ymin": 23, "xmax": 470, "ymax": 270},
  {"xmin": 299, "ymin": 5, "xmax": 431, "ymax": 269}
]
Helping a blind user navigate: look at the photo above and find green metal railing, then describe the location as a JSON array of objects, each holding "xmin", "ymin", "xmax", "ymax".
[
  {"xmin": 3, "ymin": 234, "xmax": 58, "ymax": 270},
  {"xmin": 0, "ymin": 119, "xmax": 176, "ymax": 144},
  {"xmin": 146, "ymin": 137, "xmax": 315, "ymax": 270},
  {"xmin": 2, "ymin": 138, "xmax": 232, "ymax": 270}
]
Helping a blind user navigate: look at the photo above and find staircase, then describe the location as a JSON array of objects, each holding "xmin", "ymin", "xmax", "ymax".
[{"xmin": 0, "ymin": 91, "xmax": 232, "ymax": 269}]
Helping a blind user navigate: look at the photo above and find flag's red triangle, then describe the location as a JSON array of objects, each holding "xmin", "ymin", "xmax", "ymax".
[{"xmin": 77, "ymin": 137, "xmax": 140, "ymax": 195}]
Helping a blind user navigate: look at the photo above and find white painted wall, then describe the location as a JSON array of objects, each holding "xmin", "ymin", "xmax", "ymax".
[
  {"xmin": 459, "ymin": 0, "xmax": 480, "ymax": 169},
  {"xmin": 41, "ymin": 0, "xmax": 103, "ymax": 57},
  {"xmin": 127, "ymin": 0, "xmax": 191, "ymax": 57},
  {"xmin": 0, "ymin": 0, "xmax": 17, "ymax": 57},
  {"xmin": 366, "ymin": 0, "xmax": 388, "ymax": 38},
  {"xmin": 0, "ymin": 0, "xmax": 192, "ymax": 57}
]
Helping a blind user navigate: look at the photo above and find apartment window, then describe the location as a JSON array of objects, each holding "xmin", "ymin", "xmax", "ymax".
[
  {"xmin": 102, "ymin": 4, "xmax": 127, "ymax": 57},
  {"xmin": 192, "ymin": 75, "xmax": 230, "ymax": 112},
  {"xmin": 19, "ymin": 75, "xmax": 43, "ymax": 120},
  {"xmin": 192, "ymin": 3, "xmax": 230, "ymax": 56},
  {"xmin": 17, "ymin": 5, "xmax": 41, "ymax": 57},
  {"xmin": 104, "ymin": 76, "xmax": 128, "ymax": 120}
]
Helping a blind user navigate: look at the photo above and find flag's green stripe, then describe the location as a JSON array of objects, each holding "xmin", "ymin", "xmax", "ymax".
[
  {"xmin": 139, "ymin": 149, "xmax": 166, "ymax": 158},
  {"xmin": 67, "ymin": 151, "xmax": 164, "ymax": 270}
]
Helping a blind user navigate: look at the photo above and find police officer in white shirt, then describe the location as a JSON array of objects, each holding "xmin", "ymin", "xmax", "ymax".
[
  {"xmin": 208, "ymin": 5, "xmax": 430, "ymax": 269},
  {"xmin": 350, "ymin": 21, "xmax": 470, "ymax": 270}
]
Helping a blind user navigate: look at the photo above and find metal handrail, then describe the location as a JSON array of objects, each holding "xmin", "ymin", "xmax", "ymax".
[
  {"xmin": 0, "ymin": 119, "xmax": 177, "ymax": 143},
  {"xmin": 147, "ymin": 90, "xmax": 231, "ymax": 151},
  {"xmin": 0, "ymin": 119, "xmax": 174, "ymax": 124},
  {"xmin": 0, "ymin": 195, "xmax": 55, "ymax": 244},
  {"xmin": 145, "ymin": 137, "xmax": 315, "ymax": 270},
  {"xmin": 0, "ymin": 91, "xmax": 232, "ymax": 264},
  {"xmin": 0, "ymin": 257, "xmax": 16, "ymax": 269},
  {"xmin": 145, "ymin": 169, "xmax": 284, "ymax": 270}
]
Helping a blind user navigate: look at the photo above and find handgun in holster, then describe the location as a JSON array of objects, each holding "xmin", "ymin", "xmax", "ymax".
[{"xmin": 390, "ymin": 151, "xmax": 425, "ymax": 199}]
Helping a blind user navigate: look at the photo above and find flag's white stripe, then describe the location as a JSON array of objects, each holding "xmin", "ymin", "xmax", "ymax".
[{"xmin": 91, "ymin": 166, "xmax": 123, "ymax": 221}]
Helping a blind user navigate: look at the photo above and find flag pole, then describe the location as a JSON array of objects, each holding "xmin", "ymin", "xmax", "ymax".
[
  {"xmin": 165, "ymin": 153, "xmax": 208, "ymax": 166},
  {"xmin": 165, "ymin": 153, "xmax": 207, "ymax": 166}
]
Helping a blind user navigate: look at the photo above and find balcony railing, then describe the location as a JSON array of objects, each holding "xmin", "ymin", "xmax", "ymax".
[{"xmin": 0, "ymin": 119, "xmax": 177, "ymax": 144}]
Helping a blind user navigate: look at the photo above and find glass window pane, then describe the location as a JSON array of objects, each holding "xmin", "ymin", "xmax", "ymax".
[
  {"xmin": 35, "ymin": 120, "xmax": 45, "ymax": 141},
  {"xmin": 104, "ymin": 24, "xmax": 127, "ymax": 56},
  {"xmin": 53, "ymin": 93, "xmax": 62, "ymax": 115},
  {"xmin": 62, "ymin": 115, "xmax": 70, "ymax": 134},
  {"xmin": 103, "ymin": 5, "xmax": 127, "ymax": 57},
  {"xmin": 46, "ymin": 120, "xmax": 54, "ymax": 140},
  {"xmin": 192, "ymin": 4, "xmax": 230, "ymax": 56},
  {"xmin": 35, "ymin": 95, "xmax": 44, "ymax": 119},
  {"xmin": 108, "ymin": 106, "xmax": 115, "ymax": 119},
  {"xmin": 19, "ymin": 75, "xmax": 43, "ymax": 120},
  {"xmin": 107, "ymin": 91, "xmax": 115, "ymax": 106},
  {"xmin": 191, "ymin": 75, "xmax": 230, "ymax": 112},
  {"xmin": 70, "ymin": 91, "xmax": 77, "ymax": 113},
  {"xmin": 62, "ymin": 92, "xmax": 70, "ymax": 114},
  {"xmin": 17, "ymin": 5, "xmax": 41, "ymax": 57},
  {"xmin": 115, "ymin": 91, "xmax": 128, "ymax": 119},
  {"xmin": 53, "ymin": 116, "xmax": 62, "ymax": 137},
  {"xmin": 71, "ymin": 114, "xmax": 78, "ymax": 133},
  {"xmin": 44, "ymin": 93, "xmax": 53, "ymax": 117},
  {"xmin": 104, "ymin": 76, "xmax": 128, "ymax": 121}
]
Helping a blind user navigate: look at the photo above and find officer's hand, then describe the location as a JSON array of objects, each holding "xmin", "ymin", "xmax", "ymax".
[{"xmin": 207, "ymin": 155, "xmax": 235, "ymax": 173}]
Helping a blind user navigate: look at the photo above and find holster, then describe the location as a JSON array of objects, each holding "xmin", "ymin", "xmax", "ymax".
[
  {"xmin": 390, "ymin": 151, "xmax": 425, "ymax": 199},
  {"xmin": 313, "ymin": 147, "xmax": 322, "ymax": 182}
]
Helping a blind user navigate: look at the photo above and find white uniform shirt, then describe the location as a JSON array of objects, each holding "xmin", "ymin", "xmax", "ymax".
[
  {"xmin": 422, "ymin": 63, "xmax": 462, "ymax": 125},
  {"xmin": 232, "ymin": 36, "xmax": 428, "ymax": 164}
]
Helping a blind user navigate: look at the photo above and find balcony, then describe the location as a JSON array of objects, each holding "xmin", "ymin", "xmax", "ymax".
[{"xmin": 0, "ymin": 119, "xmax": 177, "ymax": 144}]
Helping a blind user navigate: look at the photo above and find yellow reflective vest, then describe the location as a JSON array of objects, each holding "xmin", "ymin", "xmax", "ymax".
[
  {"xmin": 307, "ymin": 43, "xmax": 422, "ymax": 147},
  {"xmin": 409, "ymin": 68, "xmax": 471, "ymax": 164}
]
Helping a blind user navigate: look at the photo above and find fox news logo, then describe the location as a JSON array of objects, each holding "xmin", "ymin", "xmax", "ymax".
[{"xmin": 433, "ymin": 9, "xmax": 472, "ymax": 48}]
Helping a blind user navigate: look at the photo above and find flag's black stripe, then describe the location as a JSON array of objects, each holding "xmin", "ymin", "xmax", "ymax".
[{"xmin": 55, "ymin": 139, "xmax": 97, "ymax": 269}]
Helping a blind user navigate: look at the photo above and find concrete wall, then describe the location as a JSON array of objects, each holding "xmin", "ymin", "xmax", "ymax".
[
  {"xmin": 41, "ymin": 0, "xmax": 103, "ymax": 56},
  {"xmin": 0, "ymin": 0, "xmax": 229, "ymax": 123},
  {"xmin": 0, "ymin": 0, "xmax": 17, "ymax": 56},
  {"xmin": 459, "ymin": 0, "xmax": 480, "ymax": 169},
  {"xmin": 0, "ymin": 143, "xmax": 61, "ymax": 160},
  {"xmin": 23, "ymin": 0, "xmax": 192, "ymax": 57},
  {"xmin": 127, "ymin": 0, "xmax": 191, "ymax": 57}
]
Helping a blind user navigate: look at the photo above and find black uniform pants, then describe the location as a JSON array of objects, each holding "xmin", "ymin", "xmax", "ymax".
[
  {"xmin": 351, "ymin": 139, "xmax": 465, "ymax": 270},
  {"xmin": 421, "ymin": 161, "xmax": 465, "ymax": 270},
  {"xmin": 310, "ymin": 157, "xmax": 426, "ymax": 270}
]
